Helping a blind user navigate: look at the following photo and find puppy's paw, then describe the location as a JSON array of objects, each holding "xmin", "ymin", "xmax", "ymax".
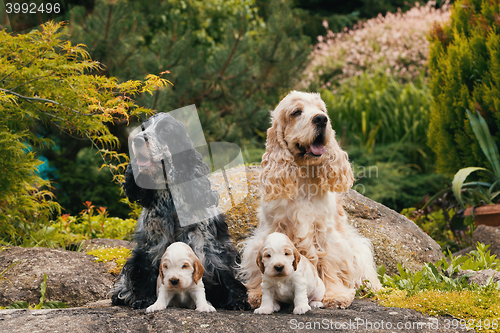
[
  {"xmin": 248, "ymin": 292, "xmax": 262, "ymax": 309},
  {"xmin": 309, "ymin": 301, "xmax": 324, "ymax": 309},
  {"xmin": 292, "ymin": 304, "xmax": 311, "ymax": 315},
  {"xmin": 323, "ymin": 289, "xmax": 355, "ymax": 309},
  {"xmin": 146, "ymin": 303, "xmax": 166, "ymax": 313},
  {"xmin": 272, "ymin": 301, "xmax": 281, "ymax": 312},
  {"xmin": 254, "ymin": 306, "xmax": 274, "ymax": 315},
  {"xmin": 196, "ymin": 304, "xmax": 216, "ymax": 313}
]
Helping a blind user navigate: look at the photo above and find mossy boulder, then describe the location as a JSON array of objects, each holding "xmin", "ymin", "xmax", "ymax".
[{"xmin": 213, "ymin": 166, "xmax": 443, "ymax": 275}]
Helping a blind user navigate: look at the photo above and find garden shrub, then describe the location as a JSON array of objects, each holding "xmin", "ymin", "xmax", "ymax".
[
  {"xmin": 301, "ymin": 2, "xmax": 451, "ymax": 90},
  {"xmin": 428, "ymin": 0, "xmax": 500, "ymax": 176},
  {"xmin": 40, "ymin": 201, "xmax": 137, "ymax": 249},
  {"xmin": 0, "ymin": 22, "xmax": 166, "ymax": 245}
]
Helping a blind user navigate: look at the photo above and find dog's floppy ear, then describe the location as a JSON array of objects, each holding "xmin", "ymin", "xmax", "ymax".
[
  {"xmin": 260, "ymin": 110, "xmax": 298, "ymax": 202},
  {"xmin": 192, "ymin": 255, "xmax": 204, "ymax": 284},
  {"xmin": 292, "ymin": 247, "xmax": 301, "ymax": 271},
  {"xmin": 317, "ymin": 130, "xmax": 354, "ymax": 193},
  {"xmin": 159, "ymin": 262, "xmax": 165, "ymax": 283},
  {"xmin": 256, "ymin": 250, "xmax": 265, "ymax": 274}
]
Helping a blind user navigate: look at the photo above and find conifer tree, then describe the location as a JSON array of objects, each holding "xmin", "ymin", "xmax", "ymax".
[{"xmin": 428, "ymin": 0, "xmax": 500, "ymax": 175}]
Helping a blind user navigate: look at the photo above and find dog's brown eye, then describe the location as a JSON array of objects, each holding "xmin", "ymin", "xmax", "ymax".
[
  {"xmin": 285, "ymin": 252, "xmax": 290, "ymax": 256},
  {"xmin": 292, "ymin": 110, "xmax": 302, "ymax": 117},
  {"xmin": 265, "ymin": 254, "xmax": 271, "ymax": 258},
  {"xmin": 182, "ymin": 263, "xmax": 188, "ymax": 269}
]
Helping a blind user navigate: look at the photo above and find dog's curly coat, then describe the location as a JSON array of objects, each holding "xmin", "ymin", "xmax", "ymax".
[
  {"xmin": 111, "ymin": 113, "xmax": 249, "ymax": 310},
  {"xmin": 239, "ymin": 91, "xmax": 381, "ymax": 309}
]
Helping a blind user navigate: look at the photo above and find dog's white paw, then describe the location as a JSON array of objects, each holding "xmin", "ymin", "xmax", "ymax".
[
  {"xmin": 272, "ymin": 301, "xmax": 281, "ymax": 312},
  {"xmin": 254, "ymin": 306, "xmax": 274, "ymax": 315},
  {"xmin": 146, "ymin": 303, "xmax": 166, "ymax": 313},
  {"xmin": 196, "ymin": 304, "xmax": 216, "ymax": 313},
  {"xmin": 293, "ymin": 304, "xmax": 311, "ymax": 315},
  {"xmin": 309, "ymin": 301, "xmax": 324, "ymax": 309}
]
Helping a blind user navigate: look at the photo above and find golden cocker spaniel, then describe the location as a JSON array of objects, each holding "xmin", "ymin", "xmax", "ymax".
[{"xmin": 240, "ymin": 91, "xmax": 381, "ymax": 309}]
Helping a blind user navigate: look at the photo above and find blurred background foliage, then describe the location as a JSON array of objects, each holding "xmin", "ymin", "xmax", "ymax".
[{"xmin": 4, "ymin": 0, "xmax": 495, "ymax": 254}]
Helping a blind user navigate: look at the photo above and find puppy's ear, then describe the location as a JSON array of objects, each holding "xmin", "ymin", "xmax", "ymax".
[
  {"xmin": 256, "ymin": 251, "xmax": 265, "ymax": 274},
  {"xmin": 192, "ymin": 256, "xmax": 204, "ymax": 284},
  {"xmin": 260, "ymin": 111, "xmax": 298, "ymax": 202},
  {"xmin": 159, "ymin": 263, "xmax": 165, "ymax": 283},
  {"xmin": 292, "ymin": 247, "xmax": 301, "ymax": 271}
]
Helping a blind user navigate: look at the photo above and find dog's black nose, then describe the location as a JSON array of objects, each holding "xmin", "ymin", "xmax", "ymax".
[
  {"xmin": 274, "ymin": 265, "xmax": 284, "ymax": 272},
  {"xmin": 312, "ymin": 114, "xmax": 328, "ymax": 127},
  {"xmin": 133, "ymin": 136, "xmax": 147, "ymax": 148},
  {"xmin": 169, "ymin": 278, "xmax": 179, "ymax": 286}
]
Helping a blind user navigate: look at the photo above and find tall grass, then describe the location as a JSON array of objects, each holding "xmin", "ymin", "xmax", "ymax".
[{"xmin": 323, "ymin": 73, "xmax": 431, "ymax": 151}]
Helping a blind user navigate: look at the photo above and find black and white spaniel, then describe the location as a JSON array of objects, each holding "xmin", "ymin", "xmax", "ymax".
[{"xmin": 111, "ymin": 113, "xmax": 249, "ymax": 310}]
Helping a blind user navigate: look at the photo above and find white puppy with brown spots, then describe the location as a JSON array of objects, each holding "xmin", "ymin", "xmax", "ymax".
[
  {"xmin": 146, "ymin": 242, "xmax": 216, "ymax": 313},
  {"xmin": 254, "ymin": 232, "xmax": 325, "ymax": 315}
]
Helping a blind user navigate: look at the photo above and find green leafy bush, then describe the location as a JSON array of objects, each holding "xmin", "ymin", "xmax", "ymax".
[
  {"xmin": 0, "ymin": 22, "xmax": 166, "ymax": 245},
  {"xmin": 378, "ymin": 243, "xmax": 500, "ymax": 295},
  {"xmin": 428, "ymin": 0, "xmax": 500, "ymax": 176},
  {"xmin": 47, "ymin": 202, "xmax": 137, "ymax": 248},
  {"xmin": 402, "ymin": 206, "xmax": 474, "ymax": 253},
  {"xmin": 375, "ymin": 243, "xmax": 500, "ymax": 328}
]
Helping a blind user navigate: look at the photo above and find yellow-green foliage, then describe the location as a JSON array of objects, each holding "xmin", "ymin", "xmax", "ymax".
[
  {"xmin": 49, "ymin": 202, "xmax": 137, "ymax": 247},
  {"xmin": 87, "ymin": 246, "xmax": 131, "ymax": 275},
  {"xmin": 428, "ymin": 0, "xmax": 500, "ymax": 176},
  {"xmin": 0, "ymin": 21, "xmax": 169, "ymax": 245},
  {"xmin": 376, "ymin": 289, "xmax": 500, "ymax": 332}
]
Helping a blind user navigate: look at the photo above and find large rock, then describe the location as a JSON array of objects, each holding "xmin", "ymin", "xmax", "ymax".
[
  {"xmin": 457, "ymin": 269, "xmax": 500, "ymax": 286},
  {"xmin": 0, "ymin": 246, "xmax": 116, "ymax": 308},
  {"xmin": 0, "ymin": 299, "xmax": 469, "ymax": 333},
  {"xmin": 472, "ymin": 225, "xmax": 500, "ymax": 256},
  {"xmin": 212, "ymin": 166, "xmax": 443, "ymax": 275},
  {"xmin": 342, "ymin": 190, "xmax": 443, "ymax": 275}
]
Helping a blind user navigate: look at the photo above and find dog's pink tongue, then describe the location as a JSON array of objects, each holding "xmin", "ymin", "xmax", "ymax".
[{"xmin": 310, "ymin": 144, "xmax": 325, "ymax": 155}]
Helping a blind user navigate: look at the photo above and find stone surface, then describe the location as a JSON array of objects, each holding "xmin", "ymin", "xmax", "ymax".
[
  {"xmin": 472, "ymin": 225, "xmax": 500, "ymax": 257},
  {"xmin": 457, "ymin": 269, "xmax": 500, "ymax": 286},
  {"xmin": 0, "ymin": 299, "xmax": 469, "ymax": 333},
  {"xmin": 216, "ymin": 166, "xmax": 443, "ymax": 275},
  {"xmin": 0, "ymin": 246, "xmax": 116, "ymax": 308}
]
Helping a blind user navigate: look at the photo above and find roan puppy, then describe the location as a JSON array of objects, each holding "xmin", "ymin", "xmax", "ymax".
[
  {"xmin": 254, "ymin": 232, "xmax": 325, "ymax": 315},
  {"xmin": 146, "ymin": 242, "xmax": 215, "ymax": 313}
]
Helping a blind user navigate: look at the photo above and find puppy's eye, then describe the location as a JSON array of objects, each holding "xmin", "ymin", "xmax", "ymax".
[
  {"xmin": 285, "ymin": 252, "xmax": 291, "ymax": 256},
  {"xmin": 265, "ymin": 254, "xmax": 271, "ymax": 258},
  {"xmin": 182, "ymin": 263, "xmax": 189, "ymax": 269},
  {"xmin": 291, "ymin": 110, "xmax": 302, "ymax": 117}
]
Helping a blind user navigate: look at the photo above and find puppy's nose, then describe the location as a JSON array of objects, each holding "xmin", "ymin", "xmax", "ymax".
[
  {"xmin": 274, "ymin": 265, "xmax": 284, "ymax": 272},
  {"xmin": 312, "ymin": 114, "xmax": 328, "ymax": 127},
  {"xmin": 169, "ymin": 278, "xmax": 179, "ymax": 286},
  {"xmin": 133, "ymin": 136, "xmax": 147, "ymax": 148}
]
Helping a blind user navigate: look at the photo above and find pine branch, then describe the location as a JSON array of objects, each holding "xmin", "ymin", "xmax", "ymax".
[{"xmin": 218, "ymin": 27, "xmax": 244, "ymax": 78}]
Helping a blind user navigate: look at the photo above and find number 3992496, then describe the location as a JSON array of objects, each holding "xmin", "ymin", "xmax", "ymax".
[{"xmin": 6, "ymin": 2, "xmax": 61, "ymax": 14}]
